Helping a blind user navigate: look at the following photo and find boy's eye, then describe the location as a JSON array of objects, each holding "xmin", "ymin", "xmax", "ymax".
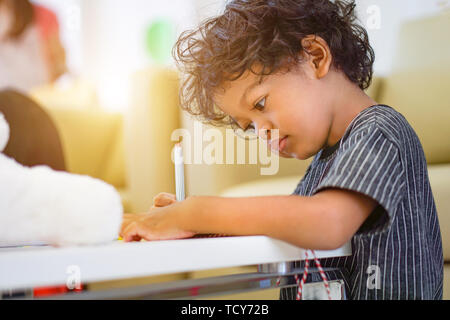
[{"xmin": 254, "ymin": 97, "xmax": 266, "ymax": 111}]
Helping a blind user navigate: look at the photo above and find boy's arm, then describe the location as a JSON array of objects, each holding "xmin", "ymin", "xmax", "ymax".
[{"xmin": 180, "ymin": 189, "xmax": 377, "ymax": 250}]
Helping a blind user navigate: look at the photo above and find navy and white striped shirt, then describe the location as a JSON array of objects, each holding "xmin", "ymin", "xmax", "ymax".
[{"xmin": 280, "ymin": 104, "xmax": 443, "ymax": 300}]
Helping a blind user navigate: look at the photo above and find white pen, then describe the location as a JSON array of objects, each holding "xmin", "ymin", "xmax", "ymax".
[{"xmin": 174, "ymin": 143, "xmax": 185, "ymax": 201}]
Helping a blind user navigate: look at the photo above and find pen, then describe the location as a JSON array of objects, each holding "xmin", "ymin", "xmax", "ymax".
[{"xmin": 174, "ymin": 143, "xmax": 185, "ymax": 201}]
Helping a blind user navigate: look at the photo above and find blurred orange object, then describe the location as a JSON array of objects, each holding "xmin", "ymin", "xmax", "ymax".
[{"xmin": 33, "ymin": 284, "xmax": 84, "ymax": 298}]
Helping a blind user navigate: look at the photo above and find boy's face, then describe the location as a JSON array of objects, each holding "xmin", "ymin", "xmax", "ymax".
[{"xmin": 214, "ymin": 63, "xmax": 335, "ymax": 160}]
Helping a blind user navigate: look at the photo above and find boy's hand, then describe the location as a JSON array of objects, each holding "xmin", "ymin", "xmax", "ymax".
[
  {"xmin": 149, "ymin": 192, "xmax": 177, "ymax": 211},
  {"xmin": 120, "ymin": 197, "xmax": 196, "ymax": 242}
]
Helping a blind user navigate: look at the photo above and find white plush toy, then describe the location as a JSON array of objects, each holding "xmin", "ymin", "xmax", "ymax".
[{"xmin": 0, "ymin": 112, "xmax": 123, "ymax": 246}]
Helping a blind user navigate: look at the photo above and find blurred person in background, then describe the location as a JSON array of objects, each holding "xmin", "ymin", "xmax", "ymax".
[{"xmin": 0, "ymin": 0, "xmax": 67, "ymax": 92}]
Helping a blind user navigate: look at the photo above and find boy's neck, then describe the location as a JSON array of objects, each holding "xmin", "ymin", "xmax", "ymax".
[{"xmin": 325, "ymin": 79, "xmax": 378, "ymax": 149}]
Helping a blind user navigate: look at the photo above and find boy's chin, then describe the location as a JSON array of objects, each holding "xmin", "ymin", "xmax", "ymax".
[
  {"xmin": 279, "ymin": 152, "xmax": 294, "ymax": 159},
  {"xmin": 286, "ymin": 149, "xmax": 313, "ymax": 160},
  {"xmin": 277, "ymin": 150, "xmax": 298, "ymax": 159}
]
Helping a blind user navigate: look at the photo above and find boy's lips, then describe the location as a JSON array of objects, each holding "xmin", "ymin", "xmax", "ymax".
[{"xmin": 269, "ymin": 136, "xmax": 288, "ymax": 153}]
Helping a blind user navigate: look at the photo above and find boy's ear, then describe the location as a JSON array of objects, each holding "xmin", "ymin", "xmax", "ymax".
[{"xmin": 300, "ymin": 35, "xmax": 332, "ymax": 79}]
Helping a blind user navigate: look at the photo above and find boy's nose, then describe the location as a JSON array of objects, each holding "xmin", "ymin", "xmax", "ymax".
[
  {"xmin": 253, "ymin": 120, "xmax": 272, "ymax": 140},
  {"xmin": 257, "ymin": 127, "xmax": 272, "ymax": 141}
]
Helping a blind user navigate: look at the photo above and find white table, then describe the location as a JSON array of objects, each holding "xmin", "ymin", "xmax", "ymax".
[{"xmin": 0, "ymin": 236, "xmax": 351, "ymax": 299}]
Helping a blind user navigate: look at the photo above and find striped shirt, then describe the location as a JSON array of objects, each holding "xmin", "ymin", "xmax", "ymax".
[{"xmin": 280, "ymin": 104, "xmax": 444, "ymax": 300}]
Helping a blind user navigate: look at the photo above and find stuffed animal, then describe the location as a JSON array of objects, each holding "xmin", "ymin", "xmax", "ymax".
[{"xmin": 0, "ymin": 112, "xmax": 123, "ymax": 246}]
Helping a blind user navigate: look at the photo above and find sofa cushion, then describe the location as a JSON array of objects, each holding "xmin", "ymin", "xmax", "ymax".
[
  {"xmin": 378, "ymin": 12, "xmax": 450, "ymax": 164},
  {"xmin": 219, "ymin": 176, "xmax": 302, "ymax": 197},
  {"xmin": 46, "ymin": 108, "xmax": 126, "ymax": 188},
  {"xmin": 125, "ymin": 67, "xmax": 181, "ymax": 212},
  {"xmin": 444, "ymin": 264, "xmax": 450, "ymax": 300},
  {"xmin": 428, "ymin": 164, "xmax": 450, "ymax": 261}
]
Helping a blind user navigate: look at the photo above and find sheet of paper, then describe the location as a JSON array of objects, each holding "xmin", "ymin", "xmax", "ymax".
[{"xmin": 0, "ymin": 241, "xmax": 49, "ymax": 248}]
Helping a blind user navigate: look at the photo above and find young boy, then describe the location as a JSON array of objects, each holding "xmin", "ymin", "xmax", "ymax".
[{"xmin": 120, "ymin": 0, "xmax": 443, "ymax": 300}]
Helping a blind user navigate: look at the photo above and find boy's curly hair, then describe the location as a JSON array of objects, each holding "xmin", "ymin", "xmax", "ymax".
[{"xmin": 173, "ymin": 0, "xmax": 375, "ymax": 127}]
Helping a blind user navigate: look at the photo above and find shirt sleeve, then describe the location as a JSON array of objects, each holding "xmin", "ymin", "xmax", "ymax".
[{"xmin": 314, "ymin": 125, "xmax": 405, "ymax": 236}]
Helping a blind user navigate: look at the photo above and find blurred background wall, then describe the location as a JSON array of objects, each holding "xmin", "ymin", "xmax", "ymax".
[{"xmin": 28, "ymin": 0, "xmax": 449, "ymax": 112}]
